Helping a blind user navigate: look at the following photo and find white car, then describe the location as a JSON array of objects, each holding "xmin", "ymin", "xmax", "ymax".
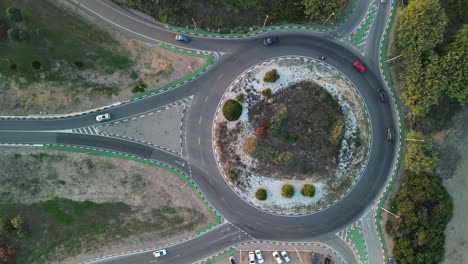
[
  {"xmin": 96, "ymin": 113, "xmax": 111, "ymax": 122},
  {"xmin": 255, "ymin": 249, "xmax": 264, "ymax": 263},
  {"xmin": 272, "ymin": 251, "xmax": 283, "ymax": 264},
  {"xmin": 249, "ymin": 251, "xmax": 256, "ymax": 264},
  {"xmin": 281, "ymin": 251, "xmax": 291, "ymax": 263},
  {"xmin": 152, "ymin": 249, "xmax": 167, "ymax": 257}
]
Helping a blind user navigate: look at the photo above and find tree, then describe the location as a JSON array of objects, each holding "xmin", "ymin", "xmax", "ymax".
[
  {"xmin": 222, "ymin": 99, "xmax": 243, "ymax": 121},
  {"xmin": 397, "ymin": 0, "xmax": 447, "ymax": 57},
  {"xmin": 281, "ymin": 184, "xmax": 295, "ymax": 198},
  {"xmin": 7, "ymin": 28, "xmax": 28, "ymax": 42},
  {"xmin": 263, "ymin": 69, "xmax": 280, "ymax": 83},
  {"xmin": 302, "ymin": 0, "xmax": 345, "ymax": 21},
  {"xmin": 441, "ymin": 25, "xmax": 468, "ymax": 105},
  {"xmin": 404, "ymin": 130, "xmax": 435, "ymax": 174},
  {"xmin": 301, "ymin": 184, "xmax": 316, "ymax": 197},
  {"xmin": 10, "ymin": 215, "xmax": 24, "ymax": 230},
  {"xmin": 255, "ymin": 188, "xmax": 267, "ymax": 200},
  {"xmin": 6, "ymin": 7, "xmax": 23, "ymax": 22},
  {"xmin": 0, "ymin": 216, "xmax": 12, "ymax": 233}
]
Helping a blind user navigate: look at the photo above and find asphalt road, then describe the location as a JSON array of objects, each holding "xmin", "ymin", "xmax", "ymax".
[{"xmin": 0, "ymin": 0, "xmax": 397, "ymax": 263}]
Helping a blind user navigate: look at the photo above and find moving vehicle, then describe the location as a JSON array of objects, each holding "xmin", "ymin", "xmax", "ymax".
[
  {"xmin": 152, "ymin": 249, "xmax": 167, "ymax": 257},
  {"xmin": 324, "ymin": 256, "xmax": 332, "ymax": 264},
  {"xmin": 312, "ymin": 252, "xmax": 319, "ymax": 264},
  {"xmin": 229, "ymin": 255, "xmax": 237, "ymax": 264},
  {"xmin": 272, "ymin": 251, "xmax": 283, "ymax": 264},
  {"xmin": 264, "ymin": 36, "xmax": 279, "ymax": 46},
  {"xmin": 175, "ymin": 34, "xmax": 190, "ymax": 42},
  {"xmin": 377, "ymin": 88, "xmax": 387, "ymax": 103},
  {"xmin": 249, "ymin": 251, "xmax": 256, "ymax": 264},
  {"xmin": 387, "ymin": 128, "xmax": 394, "ymax": 141},
  {"xmin": 353, "ymin": 60, "xmax": 366, "ymax": 73},
  {"xmin": 389, "ymin": 257, "xmax": 395, "ymax": 264},
  {"xmin": 95, "ymin": 113, "xmax": 111, "ymax": 122},
  {"xmin": 281, "ymin": 251, "xmax": 291, "ymax": 263},
  {"xmin": 255, "ymin": 249, "xmax": 264, "ymax": 263}
]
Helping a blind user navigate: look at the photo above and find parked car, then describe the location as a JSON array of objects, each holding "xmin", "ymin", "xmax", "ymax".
[
  {"xmin": 249, "ymin": 251, "xmax": 256, "ymax": 264},
  {"xmin": 353, "ymin": 60, "xmax": 366, "ymax": 73},
  {"xmin": 389, "ymin": 257, "xmax": 395, "ymax": 264},
  {"xmin": 255, "ymin": 249, "xmax": 264, "ymax": 263},
  {"xmin": 152, "ymin": 249, "xmax": 167, "ymax": 257},
  {"xmin": 325, "ymin": 256, "xmax": 332, "ymax": 264},
  {"xmin": 263, "ymin": 36, "xmax": 279, "ymax": 46},
  {"xmin": 377, "ymin": 88, "xmax": 387, "ymax": 103},
  {"xmin": 280, "ymin": 251, "xmax": 291, "ymax": 263},
  {"xmin": 312, "ymin": 252, "xmax": 319, "ymax": 264},
  {"xmin": 272, "ymin": 251, "xmax": 283, "ymax": 264},
  {"xmin": 229, "ymin": 255, "xmax": 237, "ymax": 264},
  {"xmin": 387, "ymin": 128, "xmax": 394, "ymax": 141},
  {"xmin": 95, "ymin": 113, "xmax": 111, "ymax": 122},
  {"xmin": 175, "ymin": 34, "xmax": 190, "ymax": 42}
]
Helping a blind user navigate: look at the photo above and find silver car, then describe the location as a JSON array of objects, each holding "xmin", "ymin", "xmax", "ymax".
[{"xmin": 96, "ymin": 113, "xmax": 111, "ymax": 122}]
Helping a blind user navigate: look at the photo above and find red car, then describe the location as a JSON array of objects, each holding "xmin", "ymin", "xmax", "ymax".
[{"xmin": 353, "ymin": 60, "xmax": 366, "ymax": 73}]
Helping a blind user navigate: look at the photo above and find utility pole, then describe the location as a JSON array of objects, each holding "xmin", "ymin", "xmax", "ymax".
[
  {"xmin": 382, "ymin": 207, "xmax": 399, "ymax": 218},
  {"xmin": 405, "ymin": 138, "xmax": 425, "ymax": 142},
  {"xmin": 188, "ymin": 65, "xmax": 194, "ymax": 73},
  {"xmin": 263, "ymin": 14, "xmax": 269, "ymax": 27},
  {"xmin": 386, "ymin": 54, "xmax": 404, "ymax": 63},
  {"xmin": 192, "ymin": 17, "xmax": 197, "ymax": 30}
]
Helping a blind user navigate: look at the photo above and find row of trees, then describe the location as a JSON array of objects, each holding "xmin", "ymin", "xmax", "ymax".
[
  {"xmin": 255, "ymin": 183, "xmax": 316, "ymax": 200},
  {"xmin": 386, "ymin": 131, "xmax": 452, "ymax": 263},
  {"xmin": 396, "ymin": 0, "xmax": 467, "ymax": 121}
]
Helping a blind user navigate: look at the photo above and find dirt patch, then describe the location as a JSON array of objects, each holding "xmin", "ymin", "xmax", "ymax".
[
  {"xmin": 0, "ymin": 147, "xmax": 212, "ymax": 263},
  {"xmin": 432, "ymin": 108, "xmax": 468, "ymax": 264}
]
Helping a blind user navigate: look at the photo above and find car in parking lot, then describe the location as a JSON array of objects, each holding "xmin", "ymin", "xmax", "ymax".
[
  {"xmin": 249, "ymin": 251, "xmax": 256, "ymax": 264},
  {"xmin": 152, "ymin": 249, "xmax": 166, "ymax": 257},
  {"xmin": 229, "ymin": 255, "xmax": 237, "ymax": 264},
  {"xmin": 353, "ymin": 60, "xmax": 366, "ymax": 73},
  {"xmin": 175, "ymin": 34, "xmax": 190, "ymax": 42},
  {"xmin": 263, "ymin": 36, "xmax": 279, "ymax": 46},
  {"xmin": 280, "ymin": 251, "xmax": 290, "ymax": 263},
  {"xmin": 272, "ymin": 251, "xmax": 283, "ymax": 264},
  {"xmin": 255, "ymin": 249, "xmax": 264, "ymax": 263},
  {"xmin": 95, "ymin": 113, "xmax": 111, "ymax": 122},
  {"xmin": 377, "ymin": 88, "xmax": 387, "ymax": 103},
  {"xmin": 387, "ymin": 128, "xmax": 394, "ymax": 141}
]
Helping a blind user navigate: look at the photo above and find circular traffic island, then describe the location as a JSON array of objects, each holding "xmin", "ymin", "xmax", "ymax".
[{"xmin": 214, "ymin": 57, "xmax": 370, "ymax": 214}]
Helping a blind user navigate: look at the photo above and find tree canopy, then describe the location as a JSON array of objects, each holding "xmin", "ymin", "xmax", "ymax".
[
  {"xmin": 302, "ymin": 0, "xmax": 346, "ymax": 21},
  {"xmin": 404, "ymin": 130, "xmax": 435, "ymax": 174}
]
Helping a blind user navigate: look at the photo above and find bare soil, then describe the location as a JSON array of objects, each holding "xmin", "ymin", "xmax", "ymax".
[
  {"xmin": 0, "ymin": 0, "xmax": 205, "ymax": 115},
  {"xmin": 247, "ymin": 81, "xmax": 344, "ymax": 178},
  {"xmin": 0, "ymin": 147, "xmax": 212, "ymax": 263}
]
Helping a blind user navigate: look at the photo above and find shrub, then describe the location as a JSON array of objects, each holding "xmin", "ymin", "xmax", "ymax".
[
  {"xmin": 267, "ymin": 104, "xmax": 288, "ymax": 136},
  {"xmin": 0, "ymin": 216, "xmax": 13, "ymax": 233},
  {"xmin": 7, "ymin": 28, "xmax": 28, "ymax": 42},
  {"xmin": 6, "ymin": 7, "xmax": 23, "ymax": 22},
  {"xmin": 131, "ymin": 82, "xmax": 146, "ymax": 93},
  {"xmin": 254, "ymin": 120, "xmax": 266, "ymax": 139},
  {"xmin": 263, "ymin": 69, "xmax": 280, "ymax": 82},
  {"xmin": 31, "ymin": 61, "xmax": 41, "ymax": 70},
  {"xmin": 301, "ymin": 184, "xmax": 316, "ymax": 197},
  {"xmin": 9, "ymin": 63, "xmax": 17, "ymax": 70},
  {"xmin": 281, "ymin": 184, "xmax": 294, "ymax": 198},
  {"xmin": 222, "ymin": 99, "xmax": 242, "ymax": 121},
  {"xmin": 236, "ymin": 93, "xmax": 244, "ymax": 103},
  {"xmin": 74, "ymin": 61, "xmax": 84, "ymax": 68},
  {"xmin": 262, "ymin": 88, "xmax": 272, "ymax": 99},
  {"xmin": 255, "ymin": 188, "xmax": 267, "ymax": 200},
  {"xmin": 243, "ymin": 137, "xmax": 258, "ymax": 154},
  {"xmin": 10, "ymin": 215, "xmax": 24, "ymax": 230},
  {"xmin": 277, "ymin": 151, "xmax": 295, "ymax": 166}
]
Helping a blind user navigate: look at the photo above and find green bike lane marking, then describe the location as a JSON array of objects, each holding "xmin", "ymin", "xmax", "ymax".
[
  {"xmin": 351, "ymin": 4, "xmax": 377, "ymax": 45},
  {"xmin": 348, "ymin": 226, "xmax": 368, "ymax": 263},
  {"xmin": 42, "ymin": 144, "xmax": 222, "ymax": 232}
]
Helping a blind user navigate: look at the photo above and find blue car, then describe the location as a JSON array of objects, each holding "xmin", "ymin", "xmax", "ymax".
[
  {"xmin": 263, "ymin": 36, "xmax": 279, "ymax": 46},
  {"xmin": 175, "ymin": 34, "xmax": 190, "ymax": 42}
]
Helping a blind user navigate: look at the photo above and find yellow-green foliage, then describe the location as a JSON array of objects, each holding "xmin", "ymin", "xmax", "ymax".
[{"xmin": 329, "ymin": 120, "xmax": 344, "ymax": 145}]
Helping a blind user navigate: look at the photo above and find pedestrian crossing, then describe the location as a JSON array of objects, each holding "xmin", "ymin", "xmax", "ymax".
[
  {"xmin": 337, "ymin": 219, "xmax": 361, "ymax": 241},
  {"xmin": 72, "ymin": 126, "xmax": 100, "ymax": 135}
]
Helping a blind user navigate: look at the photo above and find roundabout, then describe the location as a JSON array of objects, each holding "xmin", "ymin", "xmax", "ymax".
[{"xmin": 0, "ymin": 0, "xmax": 399, "ymax": 263}]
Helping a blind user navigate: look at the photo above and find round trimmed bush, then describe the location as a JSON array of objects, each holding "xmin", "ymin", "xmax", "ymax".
[
  {"xmin": 222, "ymin": 99, "xmax": 242, "ymax": 121},
  {"xmin": 262, "ymin": 88, "xmax": 272, "ymax": 99},
  {"xmin": 281, "ymin": 184, "xmax": 295, "ymax": 198},
  {"xmin": 301, "ymin": 184, "xmax": 316, "ymax": 197},
  {"xmin": 255, "ymin": 188, "xmax": 267, "ymax": 200},
  {"xmin": 263, "ymin": 69, "xmax": 280, "ymax": 82},
  {"xmin": 31, "ymin": 61, "xmax": 41, "ymax": 70},
  {"xmin": 74, "ymin": 61, "xmax": 84, "ymax": 68}
]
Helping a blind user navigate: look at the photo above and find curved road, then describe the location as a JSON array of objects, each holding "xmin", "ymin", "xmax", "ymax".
[{"xmin": 0, "ymin": 0, "xmax": 398, "ymax": 263}]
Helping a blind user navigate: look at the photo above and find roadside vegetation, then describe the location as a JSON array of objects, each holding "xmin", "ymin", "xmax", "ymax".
[
  {"xmin": 0, "ymin": 0, "xmax": 205, "ymax": 115},
  {"xmin": 385, "ymin": 0, "xmax": 466, "ymax": 262},
  {"xmin": 121, "ymin": 0, "xmax": 349, "ymax": 33},
  {"xmin": 0, "ymin": 148, "xmax": 211, "ymax": 263}
]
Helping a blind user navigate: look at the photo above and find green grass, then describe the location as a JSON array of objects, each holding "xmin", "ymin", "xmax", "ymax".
[
  {"xmin": 0, "ymin": 0, "xmax": 131, "ymax": 85},
  {"xmin": 348, "ymin": 226, "xmax": 368, "ymax": 263}
]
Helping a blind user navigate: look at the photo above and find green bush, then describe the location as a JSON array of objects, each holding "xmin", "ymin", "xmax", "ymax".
[
  {"xmin": 10, "ymin": 215, "xmax": 24, "ymax": 230},
  {"xmin": 74, "ymin": 61, "xmax": 85, "ymax": 68},
  {"xmin": 31, "ymin": 61, "xmax": 41, "ymax": 70},
  {"xmin": 301, "ymin": 184, "xmax": 316, "ymax": 197},
  {"xmin": 255, "ymin": 188, "xmax": 267, "ymax": 200},
  {"xmin": 262, "ymin": 88, "xmax": 272, "ymax": 99},
  {"xmin": 263, "ymin": 69, "xmax": 280, "ymax": 83},
  {"xmin": 236, "ymin": 93, "xmax": 244, "ymax": 103},
  {"xmin": 7, "ymin": 28, "xmax": 28, "ymax": 42},
  {"xmin": 6, "ymin": 7, "xmax": 23, "ymax": 22},
  {"xmin": 281, "ymin": 184, "xmax": 295, "ymax": 198},
  {"xmin": 131, "ymin": 82, "xmax": 146, "ymax": 93},
  {"xmin": 222, "ymin": 99, "xmax": 242, "ymax": 121}
]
